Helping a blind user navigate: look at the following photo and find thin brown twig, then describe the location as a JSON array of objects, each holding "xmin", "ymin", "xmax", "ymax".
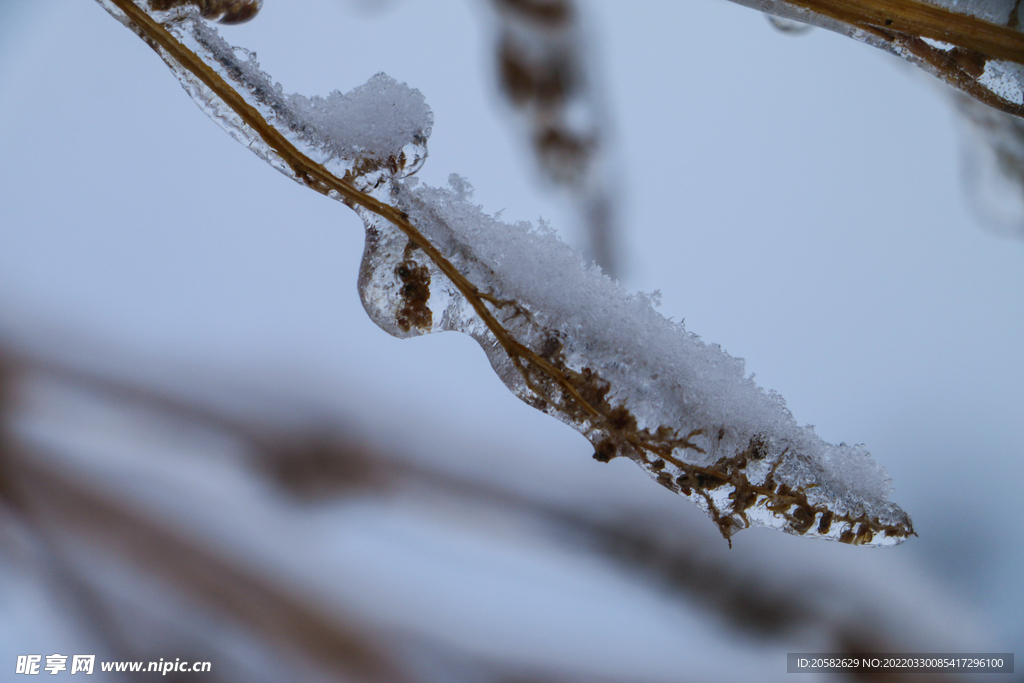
[
  {"xmin": 106, "ymin": 0, "xmax": 604, "ymax": 424},
  {"xmin": 100, "ymin": 0, "xmax": 915, "ymax": 545},
  {"xmin": 864, "ymin": 27, "xmax": 1024, "ymax": 116},
  {"xmin": 786, "ymin": 0, "xmax": 1024, "ymax": 64}
]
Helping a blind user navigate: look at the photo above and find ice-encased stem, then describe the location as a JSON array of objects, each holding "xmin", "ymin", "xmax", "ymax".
[
  {"xmin": 96, "ymin": 0, "xmax": 915, "ymax": 546},
  {"xmin": 734, "ymin": 0, "xmax": 1024, "ymax": 117},
  {"xmin": 737, "ymin": 0, "xmax": 1024, "ymax": 63},
  {"xmin": 99, "ymin": 0, "xmax": 607, "ymax": 419}
]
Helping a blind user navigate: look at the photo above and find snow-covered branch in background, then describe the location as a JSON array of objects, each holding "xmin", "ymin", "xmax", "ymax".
[{"xmin": 95, "ymin": 0, "xmax": 914, "ymax": 546}]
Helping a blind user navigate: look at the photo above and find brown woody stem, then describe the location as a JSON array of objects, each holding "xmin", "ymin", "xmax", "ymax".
[
  {"xmin": 785, "ymin": 0, "xmax": 1024, "ymax": 64},
  {"xmin": 106, "ymin": 0, "xmax": 603, "ymax": 420}
]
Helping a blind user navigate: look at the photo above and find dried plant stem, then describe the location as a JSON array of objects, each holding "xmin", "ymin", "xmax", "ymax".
[
  {"xmin": 102, "ymin": 0, "xmax": 915, "ymax": 545},
  {"xmin": 788, "ymin": 0, "xmax": 1024, "ymax": 64},
  {"xmin": 872, "ymin": 29, "xmax": 1024, "ymax": 115},
  {"xmin": 107, "ymin": 0, "xmax": 602, "ymax": 421}
]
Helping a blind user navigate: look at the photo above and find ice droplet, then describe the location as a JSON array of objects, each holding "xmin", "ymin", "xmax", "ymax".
[{"xmin": 766, "ymin": 14, "xmax": 813, "ymax": 34}]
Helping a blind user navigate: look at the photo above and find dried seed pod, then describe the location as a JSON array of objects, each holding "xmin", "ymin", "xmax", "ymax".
[
  {"xmin": 202, "ymin": 0, "xmax": 261, "ymax": 24},
  {"xmin": 149, "ymin": 0, "xmax": 262, "ymax": 24}
]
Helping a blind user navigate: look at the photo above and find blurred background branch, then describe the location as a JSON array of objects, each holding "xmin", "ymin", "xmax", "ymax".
[
  {"xmin": 484, "ymin": 0, "xmax": 620, "ymax": 273},
  {"xmin": 0, "ymin": 337, "xmax": 998, "ymax": 681}
]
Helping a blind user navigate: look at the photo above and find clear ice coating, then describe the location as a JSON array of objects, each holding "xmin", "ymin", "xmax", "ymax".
[
  {"xmin": 99, "ymin": 0, "xmax": 915, "ymax": 546},
  {"xmin": 358, "ymin": 177, "xmax": 913, "ymax": 546},
  {"xmin": 96, "ymin": 0, "xmax": 432, "ymax": 193}
]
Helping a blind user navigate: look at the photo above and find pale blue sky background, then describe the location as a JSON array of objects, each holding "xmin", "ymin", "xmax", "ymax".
[{"xmin": 1, "ymin": 0, "xmax": 1022, "ymax": 675}]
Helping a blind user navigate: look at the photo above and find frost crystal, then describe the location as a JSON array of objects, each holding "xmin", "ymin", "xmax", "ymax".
[
  {"xmin": 97, "ymin": 0, "xmax": 915, "ymax": 546},
  {"xmin": 286, "ymin": 74, "xmax": 432, "ymax": 171}
]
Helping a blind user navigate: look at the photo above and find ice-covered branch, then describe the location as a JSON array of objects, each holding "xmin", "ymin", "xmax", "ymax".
[
  {"xmin": 95, "ymin": 0, "xmax": 914, "ymax": 546},
  {"xmin": 734, "ymin": 0, "xmax": 1024, "ymax": 116},
  {"xmin": 749, "ymin": 0, "xmax": 1024, "ymax": 236}
]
